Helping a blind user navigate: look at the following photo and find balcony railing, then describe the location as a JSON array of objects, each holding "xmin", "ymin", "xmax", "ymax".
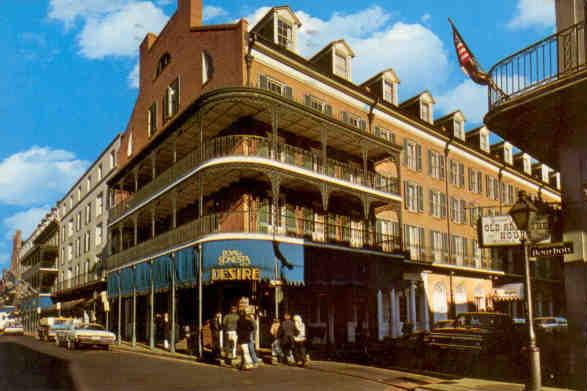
[
  {"xmin": 52, "ymin": 272, "xmax": 101, "ymax": 294},
  {"xmin": 106, "ymin": 210, "xmax": 401, "ymax": 271},
  {"xmin": 406, "ymin": 246, "xmax": 504, "ymax": 272},
  {"xmin": 109, "ymin": 135, "xmax": 400, "ymax": 223},
  {"xmin": 489, "ymin": 21, "xmax": 586, "ymax": 110}
]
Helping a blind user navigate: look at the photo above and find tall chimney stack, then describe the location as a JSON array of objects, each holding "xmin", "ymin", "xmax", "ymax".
[{"xmin": 178, "ymin": 0, "xmax": 203, "ymax": 29}]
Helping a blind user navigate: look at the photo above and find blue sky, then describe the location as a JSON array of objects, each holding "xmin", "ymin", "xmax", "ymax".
[{"xmin": 0, "ymin": 0, "xmax": 555, "ymax": 268}]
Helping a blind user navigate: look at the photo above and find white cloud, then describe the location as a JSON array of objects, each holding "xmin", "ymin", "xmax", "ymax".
[
  {"xmin": 3, "ymin": 207, "xmax": 50, "ymax": 241},
  {"xmin": 203, "ymin": 5, "xmax": 227, "ymax": 21},
  {"xmin": 129, "ymin": 62, "xmax": 140, "ymax": 88},
  {"xmin": 508, "ymin": 0, "xmax": 555, "ymax": 30},
  {"xmin": 78, "ymin": 2, "xmax": 168, "ymax": 59},
  {"xmin": 245, "ymin": 6, "xmax": 448, "ymax": 96},
  {"xmin": 0, "ymin": 147, "xmax": 88, "ymax": 206},
  {"xmin": 436, "ymin": 79, "xmax": 487, "ymax": 125},
  {"xmin": 48, "ymin": 0, "xmax": 133, "ymax": 28}
]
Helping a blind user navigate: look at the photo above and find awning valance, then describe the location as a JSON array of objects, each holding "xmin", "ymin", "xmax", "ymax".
[{"xmin": 492, "ymin": 282, "xmax": 524, "ymax": 301}]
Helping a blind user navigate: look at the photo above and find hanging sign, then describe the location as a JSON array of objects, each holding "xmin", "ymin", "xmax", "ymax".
[
  {"xmin": 530, "ymin": 242, "xmax": 574, "ymax": 257},
  {"xmin": 479, "ymin": 214, "xmax": 551, "ymax": 247}
]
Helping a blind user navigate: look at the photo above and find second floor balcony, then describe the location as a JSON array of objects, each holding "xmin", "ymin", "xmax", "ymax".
[{"xmin": 51, "ymin": 272, "xmax": 102, "ymax": 295}]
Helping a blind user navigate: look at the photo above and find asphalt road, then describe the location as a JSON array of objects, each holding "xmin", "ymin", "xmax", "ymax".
[{"xmin": 0, "ymin": 336, "xmax": 391, "ymax": 391}]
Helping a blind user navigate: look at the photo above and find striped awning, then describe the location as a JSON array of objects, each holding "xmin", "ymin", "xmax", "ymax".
[{"xmin": 492, "ymin": 283, "xmax": 524, "ymax": 301}]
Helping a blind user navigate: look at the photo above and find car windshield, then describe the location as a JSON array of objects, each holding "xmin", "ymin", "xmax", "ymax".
[
  {"xmin": 454, "ymin": 314, "xmax": 508, "ymax": 329},
  {"xmin": 79, "ymin": 324, "xmax": 104, "ymax": 331}
]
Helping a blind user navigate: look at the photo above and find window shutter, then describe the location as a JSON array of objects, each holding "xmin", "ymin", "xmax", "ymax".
[
  {"xmin": 485, "ymin": 175, "xmax": 490, "ymax": 197},
  {"xmin": 468, "ymin": 168, "xmax": 473, "ymax": 191},
  {"xmin": 341, "ymin": 111, "xmax": 349, "ymax": 123},
  {"xmin": 283, "ymin": 86, "xmax": 293, "ymax": 99},
  {"xmin": 359, "ymin": 119, "xmax": 367, "ymax": 131},
  {"xmin": 440, "ymin": 193, "xmax": 447, "ymax": 218},
  {"xmin": 418, "ymin": 185, "xmax": 424, "ymax": 212},
  {"xmin": 429, "ymin": 190, "xmax": 434, "ymax": 216},
  {"xmin": 403, "ymin": 224, "xmax": 409, "ymax": 247},
  {"xmin": 459, "ymin": 163, "xmax": 465, "ymax": 187},
  {"xmin": 322, "ymin": 104, "xmax": 332, "ymax": 116},
  {"xmin": 428, "ymin": 150, "xmax": 433, "ymax": 176},
  {"xmin": 416, "ymin": 144, "xmax": 422, "ymax": 171},
  {"xmin": 259, "ymin": 74, "xmax": 268, "ymax": 90},
  {"xmin": 477, "ymin": 172, "xmax": 483, "ymax": 193},
  {"xmin": 439, "ymin": 155, "xmax": 445, "ymax": 180},
  {"xmin": 304, "ymin": 94, "xmax": 311, "ymax": 107},
  {"xmin": 403, "ymin": 181, "xmax": 409, "ymax": 209},
  {"xmin": 403, "ymin": 139, "xmax": 408, "ymax": 166}
]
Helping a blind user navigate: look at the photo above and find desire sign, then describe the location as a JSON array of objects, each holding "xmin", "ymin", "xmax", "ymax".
[{"xmin": 210, "ymin": 249, "xmax": 261, "ymax": 282}]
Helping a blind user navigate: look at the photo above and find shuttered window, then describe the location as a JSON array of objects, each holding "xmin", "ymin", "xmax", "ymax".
[
  {"xmin": 404, "ymin": 181, "xmax": 424, "ymax": 213},
  {"xmin": 404, "ymin": 139, "xmax": 422, "ymax": 171}
]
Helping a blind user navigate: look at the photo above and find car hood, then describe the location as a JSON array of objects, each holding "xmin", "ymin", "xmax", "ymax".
[{"xmin": 74, "ymin": 330, "xmax": 115, "ymax": 337}]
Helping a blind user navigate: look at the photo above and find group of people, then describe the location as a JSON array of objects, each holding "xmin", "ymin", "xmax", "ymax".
[
  {"xmin": 271, "ymin": 313, "xmax": 308, "ymax": 367},
  {"xmin": 213, "ymin": 306, "xmax": 308, "ymax": 370}
]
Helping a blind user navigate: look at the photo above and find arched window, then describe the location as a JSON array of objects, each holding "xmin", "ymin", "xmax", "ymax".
[
  {"xmin": 454, "ymin": 284, "xmax": 468, "ymax": 315},
  {"xmin": 474, "ymin": 284, "xmax": 486, "ymax": 311},
  {"xmin": 432, "ymin": 282, "xmax": 448, "ymax": 322},
  {"xmin": 155, "ymin": 52, "xmax": 171, "ymax": 78}
]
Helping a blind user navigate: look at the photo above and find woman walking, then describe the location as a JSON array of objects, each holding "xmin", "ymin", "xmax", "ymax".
[{"xmin": 293, "ymin": 315, "xmax": 307, "ymax": 366}]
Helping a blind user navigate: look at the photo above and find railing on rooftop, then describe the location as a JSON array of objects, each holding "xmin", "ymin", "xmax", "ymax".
[
  {"xmin": 109, "ymin": 135, "xmax": 400, "ymax": 223},
  {"xmin": 488, "ymin": 21, "xmax": 586, "ymax": 110}
]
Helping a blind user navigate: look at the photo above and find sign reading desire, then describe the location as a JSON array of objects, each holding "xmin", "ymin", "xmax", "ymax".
[{"xmin": 211, "ymin": 249, "xmax": 261, "ymax": 282}]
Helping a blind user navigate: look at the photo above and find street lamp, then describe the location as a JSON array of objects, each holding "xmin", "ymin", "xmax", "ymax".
[{"xmin": 509, "ymin": 190, "xmax": 541, "ymax": 391}]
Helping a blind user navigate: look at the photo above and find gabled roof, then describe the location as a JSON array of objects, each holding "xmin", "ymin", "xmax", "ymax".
[
  {"xmin": 400, "ymin": 90, "xmax": 435, "ymax": 106},
  {"xmin": 434, "ymin": 110, "xmax": 465, "ymax": 124},
  {"xmin": 310, "ymin": 39, "xmax": 355, "ymax": 62},
  {"xmin": 360, "ymin": 68, "xmax": 400, "ymax": 87},
  {"xmin": 250, "ymin": 5, "xmax": 301, "ymax": 33}
]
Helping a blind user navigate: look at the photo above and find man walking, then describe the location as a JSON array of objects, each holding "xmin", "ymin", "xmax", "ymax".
[
  {"xmin": 223, "ymin": 306, "xmax": 239, "ymax": 359},
  {"xmin": 279, "ymin": 313, "xmax": 296, "ymax": 364}
]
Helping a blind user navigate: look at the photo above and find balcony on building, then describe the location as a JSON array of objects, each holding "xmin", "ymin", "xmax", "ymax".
[
  {"xmin": 106, "ymin": 87, "xmax": 404, "ymax": 271},
  {"xmin": 484, "ymin": 18, "xmax": 586, "ymax": 168}
]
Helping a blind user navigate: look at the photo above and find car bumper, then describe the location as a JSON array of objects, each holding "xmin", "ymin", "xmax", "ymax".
[{"xmin": 76, "ymin": 337, "xmax": 115, "ymax": 345}]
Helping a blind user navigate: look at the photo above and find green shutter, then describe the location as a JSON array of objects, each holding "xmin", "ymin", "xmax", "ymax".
[
  {"xmin": 304, "ymin": 94, "xmax": 311, "ymax": 107},
  {"xmin": 416, "ymin": 144, "xmax": 422, "ymax": 171},
  {"xmin": 324, "ymin": 104, "xmax": 333, "ymax": 116},
  {"xmin": 418, "ymin": 185, "xmax": 424, "ymax": 212}
]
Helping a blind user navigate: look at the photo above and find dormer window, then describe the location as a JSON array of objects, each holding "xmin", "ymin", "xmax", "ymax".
[
  {"xmin": 155, "ymin": 52, "xmax": 171, "ymax": 78},
  {"xmin": 504, "ymin": 146, "xmax": 513, "ymax": 165},
  {"xmin": 334, "ymin": 52, "xmax": 348, "ymax": 78},
  {"xmin": 454, "ymin": 120, "xmax": 465, "ymax": 140},
  {"xmin": 421, "ymin": 103, "xmax": 431, "ymax": 123},
  {"xmin": 277, "ymin": 19, "xmax": 293, "ymax": 48},
  {"xmin": 523, "ymin": 156, "xmax": 531, "ymax": 174},
  {"xmin": 383, "ymin": 80, "xmax": 394, "ymax": 103}
]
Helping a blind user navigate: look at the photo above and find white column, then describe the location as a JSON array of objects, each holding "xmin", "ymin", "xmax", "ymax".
[
  {"xmin": 409, "ymin": 282, "xmax": 417, "ymax": 329},
  {"xmin": 422, "ymin": 288, "xmax": 430, "ymax": 331},
  {"xmin": 376, "ymin": 290, "xmax": 383, "ymax": 341},
  {"xmin": 390, "ymin": 288, "xmax": 398, "ymax": 338}
]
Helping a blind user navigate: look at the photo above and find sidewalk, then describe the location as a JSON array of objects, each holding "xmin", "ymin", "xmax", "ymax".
[{"xmin": 111, "ymin": 342, "xmax": 571, "ymax": 391}]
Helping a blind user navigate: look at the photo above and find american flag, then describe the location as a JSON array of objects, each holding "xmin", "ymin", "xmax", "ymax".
[{"xmin": 449, "ymin": 18, "xmax": 489, "ymax": 86}]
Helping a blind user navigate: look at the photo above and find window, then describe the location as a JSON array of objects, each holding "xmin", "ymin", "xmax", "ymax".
[
  {"xmin": 334, "ymin": 52, "xmax": 348, "ymax": 78},
  {"xmin": 404, "ymin": 225, "xmax": 424, "ymax": 261},
  {"xmin": 383, "ymin": 80, "xmax": 394, "ymax": 103},
  {"xmin": 454, "ymin": 121, "xmax": 464, "ymax": 140},
  {"xmin": 277, "ymin": 19, "xmax": 293, "ymax": 48},
  {"xmin": 201, "ymin": 50, "xmax": 213, "ymax": 85},
  {"xmin": 260, "ymin": 75, "xmax": 293, "ymax": 99},
  {"xmin": 109, "ymin": 151, "xmax": 116, "ymax": 170},
  {"xmin": 485, "ymin": 175, "xmax": 499, "ymax": 200},
  {"xmin": 95, "ymin": 224, "xmax": 103, "ymax": 246},
  {"xmin": 480, "ymin": 133, "xmax": 489, "ymax": 152},
  {"xmin": 164, "ymin": 78, "xmax": 180, "ymax": 120},
  {"xmin": 404, "ymin": 181, "xmax": 424, "ymax": 213},
  {"xmin": 67, "ymin": 244, "xmax": 73, "ymax": 261},
  {"xmin": 430, "ymin": 230, "xmax": 448, "ymax": 262},
  {"xmin": 428, "ymin": 150, "xmax": 445, "ymax": 180},
  {"xmin": 376, "ymin": 219, "xmax": 399, "ymax": 251},
  {"xmin": 155, "ymin": 52, "xmax": 171, "ymax": 78},
  {"xmin": 472, "ymin": 239, "xmax": 482, "ymax": 268},
  {"xmin": 86, "ymin": 176, "xmax": 92, "ymax": 192},
  {"xmin": 303, "ymin": 94, "xmax": 332, "ymax": 115},
  {"xmin": 96, "ymin": 193, "xmax": 103, "ymax": 217},
  {"xmin": 470, "ymin": 205, "xmax": 481, "ymax": 226},
  {"xmin": 85, "ymin": 203, "xmax": 92, "ymax": 224},
  {"xmin": 450, "ymin": 198, "xmax": 467, "ymax": 224},
  {"xmin": 75, "ymin": 238, "xmax": 80, "ymax": 257},
  {"xmin": 67, "ymin": 219, "xmax": 74, "ymax": 237},
  {"xmin": 97, "ymin": 164, "xmax": 103, "ymax": 181},
  {"xmin": 449, "ymin": 160, "xmax": 465, "ymax": 187},
  {"xmin": 468, "ymin": 168, "xmax": 483, "ymax": 193},
  {"xmin": 451, "ymin": 235, "xmax": 467, "ymax": 265},
  {"xmin": 147, "ymin": 102, "xmax": 157, "ymax": 137},
  {"xmin": 127, "ymin": 131, "xmax": 133, "ymax": 157},
  {"xmin": 421, "ymin": 103, "xmax": 431, "ymax": 122},
  {"xmin": 429, "ymin": 189, "xmax": 447, "ymax": 218},
  {"xmin": 83, "ymin": 232, "xmax": 90, "ymax": 253},
  {"xmin": 404, "ymin": 139, "xmax": 422, "ymax": 171},
  {"xmin": 77, "ymin": 186, "xmax": 82, "ymax": 201},
  {"xmin": 373, "ymin": 126, "xmax": 395, "ymax": 143},
  {"xmin": 76, "ymin": 212, "xmax": 82, "ymax": 231},
  {"xmin": 339, "ymin": 111, "xmax": 366, "ymax": 130}
]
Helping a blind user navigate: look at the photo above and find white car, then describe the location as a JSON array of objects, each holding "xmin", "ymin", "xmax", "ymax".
[
  {"xmin": 64, "ymin": 323, "xmax": 116, "ymax": 350},
  {"xmin": 4, "ymin": 323, "xmax": 24, "ymax": 336}
]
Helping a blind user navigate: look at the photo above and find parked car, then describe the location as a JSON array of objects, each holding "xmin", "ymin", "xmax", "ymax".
[
  {"xmin": 38, "ymin": 317, "xmax": 73, "ymax": 341},
  {"xmin": 64, "ymin": 323, "xmax": 116, "ymax": 350},
  {"xmin": 424, "ymin": 312, "xmax": 521, "ymax": 356},
  {"xmin": 534, "ymin": 317, "xmax": 568, "ymax": 332},
  {"xmin": 433, "ymin": 319, "xmax": 455, "ymax": 329},
  {"xmin": 4, "ymin": 322, "xmax": 24, "ymax": 336}
]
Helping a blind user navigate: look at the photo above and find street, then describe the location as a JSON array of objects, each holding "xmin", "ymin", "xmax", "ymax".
[{"xmin": 0, "ymin": 336, "xmax": 393, "ymax": 391}]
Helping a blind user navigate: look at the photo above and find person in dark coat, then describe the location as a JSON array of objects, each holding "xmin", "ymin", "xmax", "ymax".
[
  {"xmin": 236, "ymin": 312, "xmax": 255, "ymax": 370},
  {"xmin": 278, "ymin": 313, "xmax": 296, "ymax": 364}
]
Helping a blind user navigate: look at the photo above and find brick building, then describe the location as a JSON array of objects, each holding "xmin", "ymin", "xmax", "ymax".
[{"xmin": 104, "ymin": 0, "xmax": 563, "ymax": 350}]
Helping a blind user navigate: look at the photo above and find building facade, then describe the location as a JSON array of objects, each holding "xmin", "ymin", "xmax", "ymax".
[
  {"xmin": 102, "ymin": 0, "xmax": 563, "ymax": 352},
  {"xmin": 51, "ymin": 135, "xmax": 121, "ymax": 321}
]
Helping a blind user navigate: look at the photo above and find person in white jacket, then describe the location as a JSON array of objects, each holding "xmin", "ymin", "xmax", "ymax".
[{"xmin": 293, "ymin": 315, "xmax": 307, "ymax": 366}]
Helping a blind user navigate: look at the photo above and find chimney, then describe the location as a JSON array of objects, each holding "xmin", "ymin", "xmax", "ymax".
[{"xmin": 178, "ymin": 0, "xmax": 203, "ymax": 29}]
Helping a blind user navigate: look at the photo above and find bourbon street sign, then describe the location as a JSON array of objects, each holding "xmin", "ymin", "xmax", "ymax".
[
  {"xmin": 530, "ymin": 242, "xmax": 574, "ymax": 257},
  {"xmin": 210, "ymin": 249, "xmax": 260, "ymax": 282}
]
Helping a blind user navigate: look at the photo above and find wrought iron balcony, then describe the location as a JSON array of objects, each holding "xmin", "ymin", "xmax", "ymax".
[
  {"xmin": 106, "ymin": 210, "xmax": 402, "ymax": 271},
  {"xmin": 109, "ymin": 135, "xmax": 400, "ymax": 223},
  {"xmin": 488, "ymin": 21, "xmax": 586, "ymax": 110},
  {"xmin": 51, "ymin": 272, "xmax": 102, "ymax": 294},
  {"xmin": 405, "ymin": 245, "xmax": 504, "ymax": 272}
]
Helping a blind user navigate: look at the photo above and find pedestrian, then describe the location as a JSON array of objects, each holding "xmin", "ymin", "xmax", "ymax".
[
  {"xmin": 248, "ymin": 312, "xmax": 260, "ymax": 367},
  {"xmin": 163, "ymin": 312, "xmax": 170, "ymax": 350},
  {"xmin": 293, "ymin": 314, "xmax": 307, "ymax": 366},
  {"xmin": 237, "ymin": 311, "xmax": 255, "ymax": 370},
  {"xmin": 278, "ymin": 313, "xmax": 296, "ymax": 364},
  {"xmin": 222, "ymin": 306, "xmax": 239, "ymax": 359},
  {"xmin": 211, "ymin": 312, "xmax": 223, "ymax": 358},
  {"xmin": 270, "ymin": 318, "xmax": 282, "ymax": 364}
]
